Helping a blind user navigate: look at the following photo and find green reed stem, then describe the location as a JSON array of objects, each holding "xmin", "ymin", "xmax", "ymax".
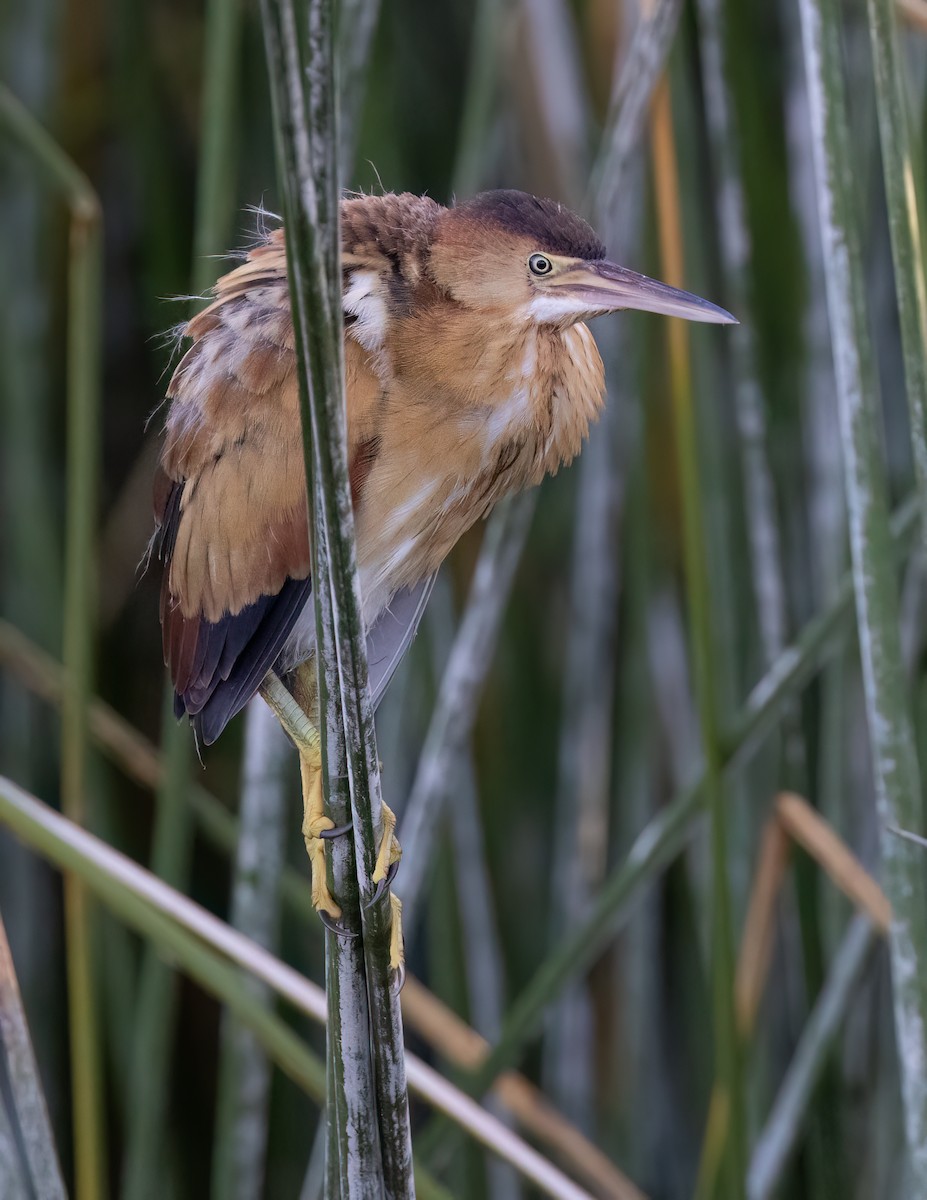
[
  {"xmin": 0, "ymin": 82, "xmax": 106, "ymax": 1200},
  {"xmin": 799, "ymin": 0, "xmax": 927, "ymax": 1184}
]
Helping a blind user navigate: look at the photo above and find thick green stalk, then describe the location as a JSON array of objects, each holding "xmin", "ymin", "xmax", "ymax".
[
  {"xmin": 260, "ymin": 0, "xmax": 413, "ymax": 1193},
  {"xmin": 798, "ymin": 0, "xmax": 927, "ymax": 1183},
  {"xmin": 0, "ymin": 83, "xmax": 107, "ymax": 1200}
]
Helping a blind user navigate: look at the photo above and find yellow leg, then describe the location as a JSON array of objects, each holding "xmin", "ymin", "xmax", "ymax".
[
  {"xmin": 299, "ymin": 746, "xmax": 341, "ymax": 919},
  {"xmin": 389, "ymin": 893, "xmax": 404, "ymax": 974},
  {"xmin": 260, "ymin": 670, "xmax": 340, "ymax": 920},
  {"xmin": 371, "ymin": 802, "xmax": 404, "ymax": 971},
  {"xmin": 371, "ymin": 801, "xmax": 402, "ymax": 886},
  {"xmin": 260, "ymin": 667, "xmax": 404, "ymax": 970}
]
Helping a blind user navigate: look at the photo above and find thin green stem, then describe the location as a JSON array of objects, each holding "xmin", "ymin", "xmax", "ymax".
[
  {"xmin": 0, "ymin": 82, "xmax": 107, "ymax": 1200},
  {"xmin": 191, "ymin": 0, "xmax": 244, "ymax": 291},
  {"xmin": 652, "ymin": 77, "xmax": 744, "ymax": 1195}
]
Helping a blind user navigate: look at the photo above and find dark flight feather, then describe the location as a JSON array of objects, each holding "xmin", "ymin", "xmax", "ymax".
[{"xmin": 154, "ymin": 473, "xmax": 313, "ymax": 745}]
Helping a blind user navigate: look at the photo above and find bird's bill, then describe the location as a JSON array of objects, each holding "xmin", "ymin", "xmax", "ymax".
[{"xmin": 555, "ymin": 260, "xmax": 737, "ymax": 324}]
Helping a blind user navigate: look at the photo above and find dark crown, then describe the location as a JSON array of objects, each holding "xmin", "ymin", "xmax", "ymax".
[{"xmin": 455, "ymin": 190, "xmax": 606, "ymax": 261}]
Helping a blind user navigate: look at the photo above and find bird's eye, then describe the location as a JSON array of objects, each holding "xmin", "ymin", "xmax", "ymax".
[{"xmin": 528, "ymin": 253, "xmax": 553, "ymax": 276}]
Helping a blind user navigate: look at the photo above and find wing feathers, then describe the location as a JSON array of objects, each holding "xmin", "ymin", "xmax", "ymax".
[{"xmin": 156, "ymin": 224, "xmax": 388, "ymax": 742}]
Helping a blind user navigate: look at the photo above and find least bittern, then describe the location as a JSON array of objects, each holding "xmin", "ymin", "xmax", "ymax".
[{"xmin": 153, "ymin": 189, "xmax": 734, "ymax": 965}]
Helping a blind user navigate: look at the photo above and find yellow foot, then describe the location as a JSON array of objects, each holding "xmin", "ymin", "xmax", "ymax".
[
  {"xmin": 260, "ymin": 668, "xmax": 343, "ymax": 927},
  {"xmin": 372, "ymin": 801, "xmax": 402, "ymax": 886},
  {"xmin": 389, "ymin": 893, "xmax": 405, "ymax": 974},
  {"xmin": 301, "ymin": 752, "xmax": 341, "ymax": 920}
]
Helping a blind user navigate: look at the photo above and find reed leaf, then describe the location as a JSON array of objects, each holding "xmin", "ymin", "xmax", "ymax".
[{"xmin": 797, "ymin": 0, "xmax": 927, "ymax": 1183}]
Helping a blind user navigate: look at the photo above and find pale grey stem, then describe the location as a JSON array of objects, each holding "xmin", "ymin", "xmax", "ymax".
[
  {"xmin": 544, "ymin": 357, "xmax": 625, "ymax": 1132},
  {"xmin": 300, "ymin": 1117, "xmax": 327, "ymax": 1200},
  {"xmin": 0, "ymin": 1092, "xmax": 28, "ymax": 1200},
  {"xmin": 747, "ymin": 916, "xmax": 878, "ymax": 1200},
  {"xmin": 451, "ymin": 0, "xmax": 516, "ymax": 198},
  {"xmin": 212, "ymin": 701, "xmax": 290, "ymax": 1200},
  {"xmin": 516, "ymin": 0, "xmax": 589, "ymax": 204},
  {"xmin": 645, "ymin": 588, "xmax": 699, "ymax": 790},
  {"xmin": 798, "ymin": 0, "xmax": 927, "ymax": 1182},
  {"xmin": 450, "ymin": 762, "xmax": 522, "ymax": 1200},
  {"xmin": 546, "ymin": 0, "xmax": 680, "ymax": 1126},
  {"xmin": 588, "ymin": 0, "xmax": 684, "ymax": 224},
  {"xmin": 421, "ymin": 521, "xmax": 522, "ymax": 1199},
  {"xmin": 0, "ymin": 908, "xmax": 67, "ymax": 1200},
  {"xmin": 782, "ymin": 0, "xmax": 845, "ymax": 610},
  {"xmin": 396, "ymin": 491, "xmax": 535, "ymax": 934}
]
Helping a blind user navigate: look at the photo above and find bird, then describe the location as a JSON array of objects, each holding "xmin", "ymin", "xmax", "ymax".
[{"xmin": 153, "ymin": 188, "xmax": 735, "ymax": 962}]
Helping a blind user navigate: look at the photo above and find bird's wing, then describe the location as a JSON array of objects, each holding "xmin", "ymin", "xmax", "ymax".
[
  {"xmin": 367, "ymin": 574, "xmax": 436, "ymax": 706},
  {"xmin": 156, "ymin": 228, "xmax": 384, "ymax": 744}
]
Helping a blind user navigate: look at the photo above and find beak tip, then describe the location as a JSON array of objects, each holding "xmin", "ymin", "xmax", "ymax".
[
  {"xmin": 692, "ymin": 298, "xmax": 738, "ymax": 326},
  {"xmin": 583, "ymin": 261, "xmax": 740, "ymax": 326}
]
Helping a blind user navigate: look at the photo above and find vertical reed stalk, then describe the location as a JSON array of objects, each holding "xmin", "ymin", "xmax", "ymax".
[
  {"xmin": 259, "ymin": 0, "xmax": 414, "ymax": 1191},
  {"xmin": 798, "ymin": 0, "xmax": 927, "ymax": 1184},
  {"xmin": 650, "ymin": 76, "xmax": 744, "ymax": 1196},
  {"xmin": 212, "ymin": 704, "xmax": 289, "ymax": 1200},
  {"xmin": 0, "ymin": 84, "xmax": 107, "ymax": 1200}
]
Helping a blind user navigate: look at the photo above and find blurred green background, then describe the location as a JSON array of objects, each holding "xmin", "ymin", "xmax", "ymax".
[{"xmin": 2, "ymin": 0, "xmax": 927, "ymax": 1196}]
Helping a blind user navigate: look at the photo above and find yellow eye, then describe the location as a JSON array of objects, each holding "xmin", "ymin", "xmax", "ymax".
[{"xmin": 529, "ymin": 253, "xmax": 553, "ymax": 276}]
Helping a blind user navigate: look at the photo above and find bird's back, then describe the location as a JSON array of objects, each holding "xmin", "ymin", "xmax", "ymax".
[{"xmin": 153, "ymin": 195, "xmax": 446, "ymax": 742}]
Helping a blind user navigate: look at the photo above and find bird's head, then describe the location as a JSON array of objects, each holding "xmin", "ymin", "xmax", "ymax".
[{"xmin": 429, "ymin": 189, "xmax": 736, "ymax": 328}]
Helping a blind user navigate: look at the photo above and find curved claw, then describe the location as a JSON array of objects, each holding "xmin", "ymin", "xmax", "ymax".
[
  {"xmin": 365, "ymin": 859, "xmax": 400, "ymax": 910},
  {"xmin": 320, "ymin": 820, "xmax": 353, "ymax": 840},
  {"xmin": 392, "ymin": 960, "xmax": 406, "ymax": 995},
  {"xmin": 317, "ymin": 909, "xmax": 359, "ymax": 938}
]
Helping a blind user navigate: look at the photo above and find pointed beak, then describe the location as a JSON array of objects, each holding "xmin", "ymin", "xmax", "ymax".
[{"xmin": 556, "ymin": 259, "xmax": 737, "ymax": 325}]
